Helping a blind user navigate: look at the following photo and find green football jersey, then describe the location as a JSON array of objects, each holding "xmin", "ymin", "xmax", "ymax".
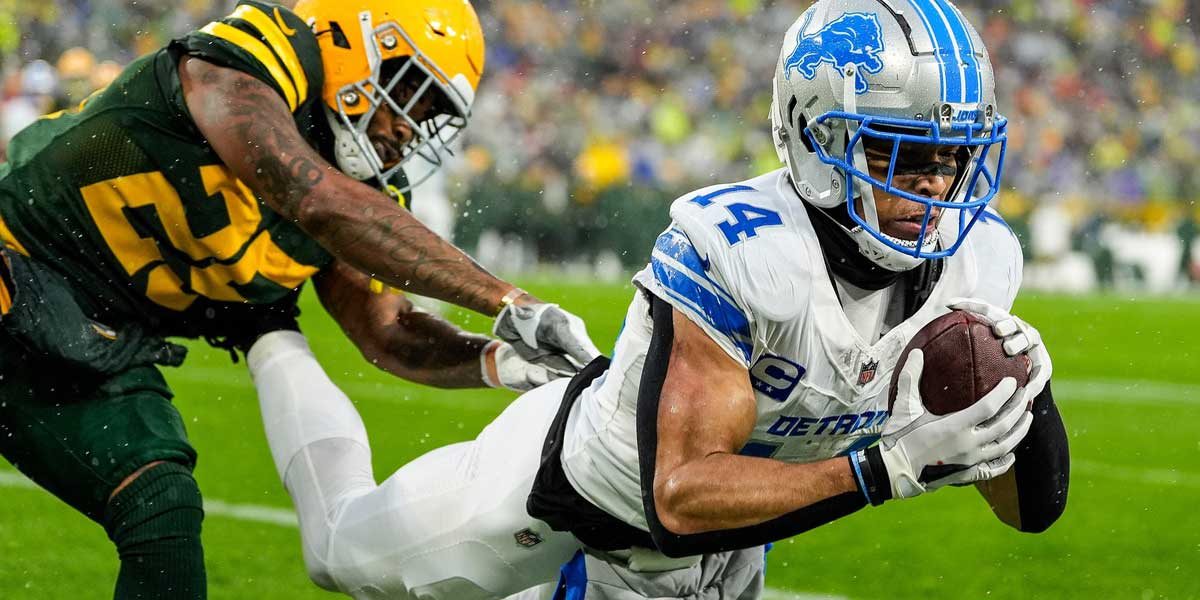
[{"xmin": 0, "ymin": 2, "xmax": 347, "ymax": 339}]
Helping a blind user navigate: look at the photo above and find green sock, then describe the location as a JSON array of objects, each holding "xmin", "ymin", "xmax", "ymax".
[{"xmin": 103, "ymin": 462, "xmax": 206, "ymax": 600}]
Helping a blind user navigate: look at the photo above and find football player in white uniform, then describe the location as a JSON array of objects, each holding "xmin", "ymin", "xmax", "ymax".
[{"xmin": 248, "ymin": 1, "xmax": 1069, "ymax": 598}]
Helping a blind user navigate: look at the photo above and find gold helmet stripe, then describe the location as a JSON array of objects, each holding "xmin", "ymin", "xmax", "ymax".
[
  {"xmin": 200, "ymin": 22, "xmax": 299, "ymax": 111},
  {"xmin": 230, "ymin": 5, "xmax": 309, "ymax": 104}
]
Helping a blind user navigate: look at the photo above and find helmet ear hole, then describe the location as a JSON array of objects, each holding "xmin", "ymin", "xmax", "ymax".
[
  {"xmin": 327, "ymin": 21, "xmax": 351, "ymax": 49},
  {"xmin": 796, "ymin": 113, "xmax": 815, "ymax": 153}
]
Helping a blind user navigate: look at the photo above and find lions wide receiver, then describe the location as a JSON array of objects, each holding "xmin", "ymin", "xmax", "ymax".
[{"xmin": 249, "ymin": 1, "xmax": 1069, "ymax": 597}]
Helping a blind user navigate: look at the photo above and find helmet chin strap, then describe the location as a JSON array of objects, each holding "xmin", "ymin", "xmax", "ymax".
[
  {"xmin": 849, "ymin": 227, "xmax": 930, "ymax": 271},
  {"xmin": 326, "ymin": 106, "xmax": 378, "ymax": 181},
  {"xmin": 323, "ymin": 11, "xmax": 389, "ymax": 183}
]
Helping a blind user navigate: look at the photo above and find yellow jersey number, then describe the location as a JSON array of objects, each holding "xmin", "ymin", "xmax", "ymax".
[{"xmin": 81, "ymin": 165, "xmax": 319, "ymax": 311}]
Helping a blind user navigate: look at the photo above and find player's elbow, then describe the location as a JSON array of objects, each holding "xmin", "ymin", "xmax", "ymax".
[
  {"xmin": 1018, "ymin": 496, "xmax": 1068, "ymax": 534},
  {"xmin": 1018, "ymin": 519, "xmax": 1055, "ymax": 534},
  {"xmin": 992, "ymin": 485, "xmax": 1067, "ymax": 534},
  {"xmin": 652, "ymin": 476, "xmax": 706, "ymax": 535}
]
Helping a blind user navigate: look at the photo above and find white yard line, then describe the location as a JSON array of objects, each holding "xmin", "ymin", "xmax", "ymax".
[
  {"xmin": 0, "ymin": 470, "xmax": 299, "ymax": 525},
  {"xmin": 166, "ymin": 367, "xmax": 1200, "ymax": 407},
  {"xmin": 2, "ymin": 372, "xmax": 1194, "ymax": 599},
  {"xmin": 761, "ymin": 591, "xmax": 849, "ymax": 600},
  {"xmin": 1072, "ymin": 460, "xmax": 1200, "ymax": 489},
  {"xmin": 0, "ymin": 470, "xmax": 842, "ymax": 599},
  {"xmin": 1052, "ymin": 379, "xmax": 1200, "ymax": 406},
  {"xmin": 3, "ymin": 456, "xmax": 1196, "ymax": 599}
]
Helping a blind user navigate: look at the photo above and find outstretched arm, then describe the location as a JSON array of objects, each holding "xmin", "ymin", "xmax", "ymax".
[
  {"xmin": 314, "ymin": 260, "xmax": 564, "ymax": 391},
  {"xmin": 314, "ymin": 261, "xmax": 493, "ymax": 389},
  {"xmin": 179, "ymin": 57, "xmax": 511, "ymax": 316}
]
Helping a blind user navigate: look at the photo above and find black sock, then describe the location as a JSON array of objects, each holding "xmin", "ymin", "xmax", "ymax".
[{"xmin": 103, "ymin": 462, "xmax": 206, "ymax": 600}]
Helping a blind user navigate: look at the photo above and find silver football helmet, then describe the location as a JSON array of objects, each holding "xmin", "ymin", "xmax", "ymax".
[{"xmin": 771, "ymin": 0, "xmax": 1007, "ymax": 271}]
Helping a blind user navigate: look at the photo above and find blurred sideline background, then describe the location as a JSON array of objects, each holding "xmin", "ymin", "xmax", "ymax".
[
  {"xmin": 2, "ymin": 3, "xmax": 1199, "ymax": 599},
  {"xmin": 2, "ymin": 0, "xmax": 1199, "ymax": 294}
]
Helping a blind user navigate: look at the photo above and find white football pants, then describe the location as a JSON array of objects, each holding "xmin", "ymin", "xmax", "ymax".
[
  {"xmin": 247, "ymin": 331, "xmax": 765, "ymax": 600},
  {"xmin": 247, "ymin": 331, "xmax": 580, "ymax": 599}
]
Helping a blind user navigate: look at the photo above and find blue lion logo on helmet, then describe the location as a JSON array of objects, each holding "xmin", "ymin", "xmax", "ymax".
[{"xmin": 784, "ymin": 12, "xmax": 885, "ymax": 95}]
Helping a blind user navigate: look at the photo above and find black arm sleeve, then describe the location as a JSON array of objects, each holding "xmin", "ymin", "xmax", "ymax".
[
  {"xmin": 1010, "ymin": 382, "xmax": 1070, "ymax": 532},
  {"xmin": 637, "ymin": 293, "xmax": 867, "ymax": 558}
]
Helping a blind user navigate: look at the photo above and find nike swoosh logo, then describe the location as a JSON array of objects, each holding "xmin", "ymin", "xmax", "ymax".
[{"xmin": 274, "ymin": 7, "xmax": 297, "ymax": 36}]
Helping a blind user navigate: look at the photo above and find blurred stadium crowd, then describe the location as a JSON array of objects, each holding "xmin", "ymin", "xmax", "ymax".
[{"xmin": 2, "ymin": 0, "xmax": 1198, "ymax": 292}]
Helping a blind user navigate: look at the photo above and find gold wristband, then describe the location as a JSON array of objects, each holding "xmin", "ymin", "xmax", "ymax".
[{"xmin": 497, "ymin": 287, "xmax": 528, "ymax": 313}]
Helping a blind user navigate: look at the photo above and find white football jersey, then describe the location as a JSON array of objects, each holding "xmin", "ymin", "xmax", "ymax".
[{"xmin": 560, "ymin": 168, "xmax": 1023, "ymax": 531}]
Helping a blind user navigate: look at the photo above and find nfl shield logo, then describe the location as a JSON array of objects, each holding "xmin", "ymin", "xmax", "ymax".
[
  {"xmin": 514, "ymin": 528, "xmax": 543, "ymax": 548},
  {"xmin": 858, "ymin": 360, "xmax": 879, "ymax": 386}
]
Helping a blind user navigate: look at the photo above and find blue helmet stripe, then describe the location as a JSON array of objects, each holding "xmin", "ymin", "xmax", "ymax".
[
  {"xmin": 907, "ymin": 0, "xmax": 961, "ymax": 103},
  {"xmin": 932, "ymin": 0, "xmax": 982, "ymax": 103}
]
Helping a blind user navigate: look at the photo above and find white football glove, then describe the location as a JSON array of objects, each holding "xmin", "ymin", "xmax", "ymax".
[
  {"xmin": 493, "ymin": 301, "xmax": 601, "ymax": 373},
  {"xmin": 481, "ymin": 341, "xmax": 573, "ymax": 392},
  {"xmin": 946, "ymin": 298, "xmax": 1052, "ymax": 404},
  {"xmin": 871, "ymin": 350, "xmax": 1034, "ymax": 500}
]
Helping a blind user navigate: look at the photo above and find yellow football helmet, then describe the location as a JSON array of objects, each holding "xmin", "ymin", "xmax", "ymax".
[{"xmin": 293, "ymin": 0, "xmax": 485, "ymax": 193}]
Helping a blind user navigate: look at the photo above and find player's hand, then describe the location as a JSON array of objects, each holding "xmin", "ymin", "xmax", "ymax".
[
  {"xmin": 493, "ymin": 300, "xmax": 601, "ymax": 373},
  {"xmin": 947, "ymin": 298, "xmax": 1052, "ymax": 403},
  {"xmin": 481, "ymin": 341, "xmax": 572, "ymax": 392},
  {"xmin": 873, "ymin": 350, "xmax": 1033, "ymax": 500}
]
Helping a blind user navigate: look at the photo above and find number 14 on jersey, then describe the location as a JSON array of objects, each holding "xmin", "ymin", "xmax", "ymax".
[{"xmin": 689, "ymin": 187, "xmax": 783, "ymax": 246}]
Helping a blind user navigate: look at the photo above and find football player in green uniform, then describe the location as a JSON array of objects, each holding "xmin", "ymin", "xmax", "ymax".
[{"xmin": 0, "ymin": 1, "xmax": 599, "ymax": 598}]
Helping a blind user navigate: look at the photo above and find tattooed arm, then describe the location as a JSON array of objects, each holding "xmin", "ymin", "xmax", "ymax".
[
  {"xmin": 178, "ymin": 56, "xmax": 520, "ymax": 316},
  {"xmin": 313, "ymin": 260, "xmax": 496, "ymax": 388}
]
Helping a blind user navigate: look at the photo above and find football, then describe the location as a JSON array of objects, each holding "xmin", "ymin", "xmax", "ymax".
[{"xmin": 889, "ymin": 310, "xmax": 1031, "ymax": 415}]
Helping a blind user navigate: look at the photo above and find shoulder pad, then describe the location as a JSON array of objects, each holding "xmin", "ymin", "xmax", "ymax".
[
  {"xmin": 664, "ymin": 183, "xmax": 812, "ymax": 323},
  {"xmin": 963, "ymin": 208, "xmax": 1023, "ymax": 310},
  {"xmin": 178, "ymin": 1, "xmax": 323, "ymax": 113}
]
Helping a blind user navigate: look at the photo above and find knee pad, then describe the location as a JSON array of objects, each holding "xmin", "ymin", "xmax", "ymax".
[{"xmin": 103, "ymin": 461, "xmax": 205, "ymax": 556}]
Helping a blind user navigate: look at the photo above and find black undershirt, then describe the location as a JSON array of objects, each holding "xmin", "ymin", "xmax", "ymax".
[
  {"xmin": 802, "ymin": 200, "xmax": 945, "ymax": 321},
  {"xmin": 802, "ymin": 200, "xmax": 907, "ymax": 291}
]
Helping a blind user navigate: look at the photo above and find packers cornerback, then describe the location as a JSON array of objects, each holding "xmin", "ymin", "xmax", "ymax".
[
  {"xmin": 0, "ymin": 0, "xmax": 445, "ymax": 337},
  {"xmin": 0, "ymin": 2, "xmax": 599, "ymax": 598}
]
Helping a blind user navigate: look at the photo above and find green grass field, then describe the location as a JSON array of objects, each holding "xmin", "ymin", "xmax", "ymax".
[{"xmin": 2, "ymin": 282, "xmax": 1198, "ymax": 599}]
